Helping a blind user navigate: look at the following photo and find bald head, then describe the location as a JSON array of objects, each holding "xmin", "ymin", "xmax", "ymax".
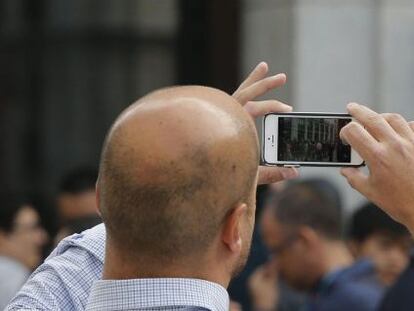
[{"xmin": 98, "ymin": 86, "xmax": 259, "ymax": 263}]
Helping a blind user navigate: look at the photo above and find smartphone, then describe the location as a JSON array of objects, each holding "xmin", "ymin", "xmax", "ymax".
[{"xmin": 262, "ymin": 112, "xmax": 364, "ymax": 167}]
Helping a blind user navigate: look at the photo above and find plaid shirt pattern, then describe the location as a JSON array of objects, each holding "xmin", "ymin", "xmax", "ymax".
[
  {"xmin": 85, "ymin": 278, "xmax": 229, "ymax": 311},
  {"xmin": 6, "ymin": 224, "xmax": 106, "ymax": 311}
]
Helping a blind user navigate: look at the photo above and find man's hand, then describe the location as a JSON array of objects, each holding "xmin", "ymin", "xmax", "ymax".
[
  {"xmin": 233, "ymin": 62, "xmax": 299, "ymax": 184},
  {"xmin": 340, "ymin": 103, "xmax": 414, "ymax": 232},
  {"xmin": 248, "ymin": 261, "xmax": 279, "ymax": 311}
]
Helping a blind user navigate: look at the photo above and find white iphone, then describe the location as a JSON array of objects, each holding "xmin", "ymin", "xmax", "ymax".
[{"xmin": 262, "ymin": 112, "xmax": 365, "ymax": 167}]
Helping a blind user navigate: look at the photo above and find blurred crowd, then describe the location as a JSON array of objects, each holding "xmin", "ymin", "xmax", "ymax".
[
  {"xmin": 1, "ymin": 174, "xmax": 413, "ymax": 310},
  {"xmin": 229, "ymin": 179, "xmax": 413, "ymax": 311},
  {"xmin": 0, "ymin": 167, "xmax": 101, "ymax": 309}
]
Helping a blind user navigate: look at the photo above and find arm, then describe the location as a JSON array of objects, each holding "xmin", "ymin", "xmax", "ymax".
[
  {"xmin": 340, "ymin": 103, "xmax": 414, "ymax": 233},
  {"xmin": 5, "ymin": 225, "xmax": 105, "ymax": 311},
  {"xmin": 233, "ymin": 62, "xmax": 299, "ymax": 185},
  {"xmin": 5, "ymin": 244, "xmax": 102, "ymax": 311}
]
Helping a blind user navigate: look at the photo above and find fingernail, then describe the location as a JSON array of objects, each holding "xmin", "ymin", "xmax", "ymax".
[
  {"xmin": 257, "ymin": 62, "xmax": 268, "ymax": 71},
  {"xmin": 269, "ymin": 74, "xmax": 286, "ymax": 84},
  {"xmin": 274, "ymin": 73, "xmax": 286, "ymax": 80},
  {"xmin": 281, "ymin": 168, "xmax": 299, "ymax": 180},
  {"xmin": 347, "ymin": 102, "xmax": 358, "ymax": 109}
]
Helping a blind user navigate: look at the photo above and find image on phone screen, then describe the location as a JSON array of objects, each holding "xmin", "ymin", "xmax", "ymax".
[
  {"xmin": 262, "ymin": 113, "xmax": 364, "ymax": 167},
  {"xmin": 278, "ymin": 117, "xmax": 351, "ymax": 162}
]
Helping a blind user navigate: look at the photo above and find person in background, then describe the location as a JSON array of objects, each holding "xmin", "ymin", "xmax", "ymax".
[
  {"xmin": 250, "ymin": 179, "xmax": 381, "ymax": 311},
  {"xmin": 57, "ymin": 167, "xmax": 98, "ymax": 223},
  {"xmin": 248, "ymin": 183, "xmax": 307, "ymax": 311},
  {"xmin": 0, "ymin": 193, "xmax": 48, "ymax": 309},
  {"xmin": 378, "ymin": 252, "xmax": 414, "ymax": 311},
  {"xmin": 348, "ymin": 202, "xmax": 411, "ymax": 291}
]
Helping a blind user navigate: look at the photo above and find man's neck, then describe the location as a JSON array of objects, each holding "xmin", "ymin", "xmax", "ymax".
[
  {"xmin": 102, "ymin": 244, "xmax": 231, "ymax": 288},
  {"xmin": 321, "ymin": 239, "xmax": 354, "ymax": 275}
]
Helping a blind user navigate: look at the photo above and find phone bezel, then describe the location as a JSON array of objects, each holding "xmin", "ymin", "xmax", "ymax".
[{"xmin": 262, "ymin": 112, "xmax": 365, "ymax": 167}]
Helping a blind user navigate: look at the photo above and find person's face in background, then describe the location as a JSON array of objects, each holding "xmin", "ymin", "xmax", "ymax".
[
  {"xmin": 260, "ymin": 206, "xmax": 321, "ymax": 291},
  {"xmin": 9, "ymin": 206, "xmax": 48, "ymax": 269},
  {"xmin": 357, "ymin": 232, "xmax": 411, "ymax": 286},
  {"xmin": 57, "ymin": 189, "xmax": 97, "ymax": 221}
]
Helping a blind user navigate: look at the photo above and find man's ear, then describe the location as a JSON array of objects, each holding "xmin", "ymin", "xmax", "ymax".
[
  {"xmin": 221, "ymin": 203, "xmax": 248, "ymax": 253},
  {"xmin": 95, "ymin": 183, "xmax": 102, "ymax": 217}
]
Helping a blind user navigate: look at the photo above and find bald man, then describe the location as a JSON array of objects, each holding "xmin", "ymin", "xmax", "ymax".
[
  {"xmin": 82, "ymin": 86, "xmax": 258, "ymax": 310},
  {"xmin": 7, "ymin": 62, "xmax": 298, "ymax": 311}
]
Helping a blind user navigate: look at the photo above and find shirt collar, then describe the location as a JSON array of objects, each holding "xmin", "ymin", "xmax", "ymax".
[{"xmin": 86, "ymin": 278, "xmax": 229, "ymax": 311}]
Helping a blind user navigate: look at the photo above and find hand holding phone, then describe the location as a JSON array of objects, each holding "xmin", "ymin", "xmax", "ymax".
[
  {"xmin": 341, "ymin": 103, "xmax": 414, "ymax": 233},
  {"xmin": 233, "ymin": 62, "xmax": 300, "ymax": 183},
  {"xmin": 262, "ymin": 112, "xmax": 364, "ymax": 167}
]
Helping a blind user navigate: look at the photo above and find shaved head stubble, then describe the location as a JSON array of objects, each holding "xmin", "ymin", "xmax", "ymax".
[{"xmin": 97, "ymin": 86, "xmax": 259, "ymax": 277}]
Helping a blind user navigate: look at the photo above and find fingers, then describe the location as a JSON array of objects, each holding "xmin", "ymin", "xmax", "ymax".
[
  {"xmin": 234, "ymin": 62, "xmax": 269, "ymax": 93},
  {"xmin": 258, "ymin": 166, "xmax": 299, "ymax": 185},
  {"xmin": 340, "ymin": 121, "xmax": 379, "ymax": 162},
  {"xmin": 382, "ymin": 113, "xmax": 413, "ymax": 140},
  {"xmin": 347, "ymin": 103, "xmax": 396, "ymax": 142},
  {"xmin": 244, "ymin": 100, "xmax": 292, "ymax": 118},
  {"xmin": 234, "ymin": 74, "xmax": 287, "ymax": 106},
  {"xmin": 410, "ymin": 121, "xmax": 414, "ymax": 131},
  {"xmin": 340, "ymin": 167, "xmax": 371, "ymax": 197}
]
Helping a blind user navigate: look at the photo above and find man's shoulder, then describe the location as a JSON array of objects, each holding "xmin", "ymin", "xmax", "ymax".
[
  {"xmin": 320, "ymin": 279, "xmax": 382, "ymax": 311},
  {"xmin": 48, "ymin": 223, "xmax": 106, "ymax": 261},
  {"xmin": 5, "ymin": 224, "xmax": 106, "ymax": 311},
  {"xmin": 314, "ymin": 262, "xmax": 383, "ymax": 311}
]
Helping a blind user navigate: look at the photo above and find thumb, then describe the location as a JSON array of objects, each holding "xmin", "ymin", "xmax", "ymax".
[{"xmin": 341, "ymin": 167, "xmax": 370, "ymax": 197}]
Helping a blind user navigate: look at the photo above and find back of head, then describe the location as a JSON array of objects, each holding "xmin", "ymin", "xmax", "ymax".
[
  {"xmin": 271, "ymin": 178, "xmax": 343, "ymax": 239},
  {"xmin": 348, "ymin": 202, "xmax": 409, "ymax": 242},
  {"xmin": 98, "ymin": 86, "xmax": 259, "ymax": 263}
]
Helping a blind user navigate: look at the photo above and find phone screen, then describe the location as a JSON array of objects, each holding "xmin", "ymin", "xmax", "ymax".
[{"xmin": 278, "ymin": 117, "xmax": 351, "ymax": 163}]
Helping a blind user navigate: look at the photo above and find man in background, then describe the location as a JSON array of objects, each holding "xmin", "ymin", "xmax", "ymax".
[
  {"xmin": 348, "ymin": 202, "xmax": 411, "ymax": 290},
  {"xmin": 0, "ymin": 193, "xmax": 47, "ymax": 309},
  {"xmin": 249, "ymin": 179, "xmax": 381, "ymax": 311}
]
